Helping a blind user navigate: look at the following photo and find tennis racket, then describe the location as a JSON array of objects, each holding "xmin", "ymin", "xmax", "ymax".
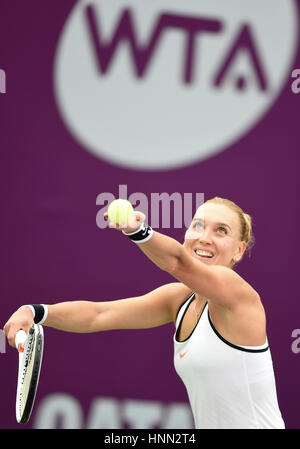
[{"xmin": 15, "ymin": 324, "xmax": 44, "ymax": 424}]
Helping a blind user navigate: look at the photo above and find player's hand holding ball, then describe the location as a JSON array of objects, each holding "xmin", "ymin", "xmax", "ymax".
[{"xmin": 104, "ymin": 199, "xmax": 146, "ymax": 233}]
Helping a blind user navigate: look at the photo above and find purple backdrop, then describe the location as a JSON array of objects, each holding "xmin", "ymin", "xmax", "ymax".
[{"xmin": 1, "ymin": 0, "xmax": 300, "ymax": 429}]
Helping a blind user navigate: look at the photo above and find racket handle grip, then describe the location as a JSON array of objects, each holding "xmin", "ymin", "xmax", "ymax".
[{"xmin": 15, "ymin": 330, "xmax": 27, "ymax": 352}]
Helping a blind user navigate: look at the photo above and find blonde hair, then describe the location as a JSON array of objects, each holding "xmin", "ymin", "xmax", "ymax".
[{"xmin": 204, "ymin": 197, "xmax": 255, "ymax": 257}]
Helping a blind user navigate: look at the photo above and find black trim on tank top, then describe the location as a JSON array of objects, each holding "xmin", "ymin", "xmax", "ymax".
[
  {"xmin": 175, "ymin": 296, "xmax": 208, "ymax": 343},
  {"xmin": 175, "ymin": 292, "xmax": 195, "ymax": 322},
  {"xmin": 207, "ymin": 310, "xmax": 269, "ymax": 353}
]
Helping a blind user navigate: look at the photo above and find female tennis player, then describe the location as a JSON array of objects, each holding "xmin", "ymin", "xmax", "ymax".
[{"xmin": 4, "ymin": 197, "xmax": 285, "ymax": 429}]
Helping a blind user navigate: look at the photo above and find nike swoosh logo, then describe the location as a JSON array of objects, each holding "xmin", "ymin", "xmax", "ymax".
[{"xmin": 179, "ymin": 351, "xmax": 188, "ymax": 359}]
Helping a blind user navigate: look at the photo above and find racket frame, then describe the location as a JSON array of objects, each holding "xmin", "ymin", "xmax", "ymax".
[{"xmin": 15, "ymin": 324, "xmax": 44, "ymax": 424}]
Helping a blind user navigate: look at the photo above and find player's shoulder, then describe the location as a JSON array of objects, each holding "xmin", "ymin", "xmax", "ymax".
[
  {"xmin": 157, "ymin": 282, "xmax": 193, "ymax": 323},
  {"xmin": 152, "ymin": 282, "xmax": 192, "ymax": 297}
]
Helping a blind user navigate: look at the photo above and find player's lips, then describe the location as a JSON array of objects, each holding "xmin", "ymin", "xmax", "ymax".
[{"xmin": 194, "ymin": 249, "xmax": 214, "ymax": 259}]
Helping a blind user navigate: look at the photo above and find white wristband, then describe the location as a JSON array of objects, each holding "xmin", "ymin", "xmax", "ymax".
[
  {"xmin": 18, "ymin": 305, "xmax": 35, "ymax": 319},
  {"xmin": 18, "ymin": 304, "xmax": 48, "ymax": 325},
  {"xmin": 39, "ymin": 304, "xmax": 49, "ymax": 324}
]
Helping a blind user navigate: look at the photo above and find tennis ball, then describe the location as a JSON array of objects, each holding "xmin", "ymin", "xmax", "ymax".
[{"xmin": 107, "ymin": 199, "xmax": 134, "ymax": 225}]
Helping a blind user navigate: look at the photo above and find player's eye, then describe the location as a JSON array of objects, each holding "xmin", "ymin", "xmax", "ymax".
[
  {"xmin": 217, "ymin": 227, "xmax": 227, "ymax": 234},
  {"xmin": 193, "ymin": 222, "xmax": 203, "ymax": 230}
]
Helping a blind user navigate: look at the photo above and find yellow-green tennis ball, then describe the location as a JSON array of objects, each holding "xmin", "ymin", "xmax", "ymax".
[{"xmin": 107, "ymin": 199, "xmax": 134, "ymax": 225}]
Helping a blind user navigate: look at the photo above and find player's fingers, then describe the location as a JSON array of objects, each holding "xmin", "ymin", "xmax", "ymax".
[
  {"xmin": 4, "ymin": 317, "xmax": 32, "ymax": 348},
  {"xmin": 5, "ymin": 324, "xmax": 17, "ymax": 347},
  {"xmin": 108, "ymin": 221, "xmax": 126, "ymax": 231},
  {"xmin": 3, "ymin": 322, "xmax": 14, "ymax": 345},
  {"xmin": 127, "ymin": 211, "xmax": 146, "ymax": 230},
  {"xmin": 132, "ymin": 211, "xmax": 146, "ymax": 222},
  {"xmin": 6, "ymin": 326, "xmax": 19, "ymax": 348}
]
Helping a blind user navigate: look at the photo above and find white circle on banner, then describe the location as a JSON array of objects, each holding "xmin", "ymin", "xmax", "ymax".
[{"xmin": 54, "ymin": 0, "xmax": 298, "ymax": 170}]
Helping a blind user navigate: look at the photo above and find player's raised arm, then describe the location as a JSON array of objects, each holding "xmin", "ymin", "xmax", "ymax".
[{"xmin": 106, "ymin": 199, "xmax": 259, "ymax": 309}]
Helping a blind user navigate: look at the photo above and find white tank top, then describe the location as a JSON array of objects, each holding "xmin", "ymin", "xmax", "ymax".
[{"xmin": 173, "ymin": 293, "xmax": 285, "ymax": 429}]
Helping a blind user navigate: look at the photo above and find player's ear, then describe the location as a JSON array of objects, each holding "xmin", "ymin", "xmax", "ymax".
[{"xmin": 235, "ymin": 240, "xmax": 247, "ymax": 261}]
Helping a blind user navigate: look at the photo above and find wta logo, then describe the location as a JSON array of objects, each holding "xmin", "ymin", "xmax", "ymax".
[{"xmin": 54, "ymin": 0, "xmax": 298, "ymax": 170}]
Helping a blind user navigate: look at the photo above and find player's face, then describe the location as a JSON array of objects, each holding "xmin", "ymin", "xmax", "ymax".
[{"xmin": 183, "ymin": 203, "xmax": 246, "ymax": 268}]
